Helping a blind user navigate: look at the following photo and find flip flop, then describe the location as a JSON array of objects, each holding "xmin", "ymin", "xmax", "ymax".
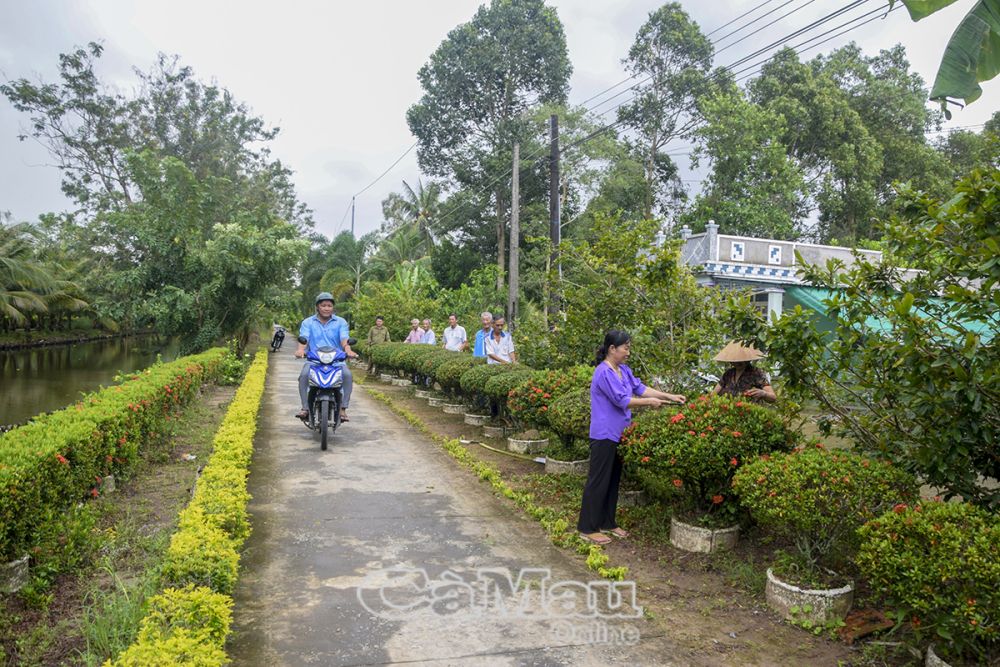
[
  {"xmin": 340, "ymin": 413, "xmax": 350, "ymax": 423},
  {"xmin": 579, "ymin": 532, "xmax": 612, "ymax": 545},
  {"xmin": 295, "ymin": 410, "xmax": 308, "ymax": 420},
  {"xmin": 602, "ymin": 527, "xmax": 629, "ymax": 539}
]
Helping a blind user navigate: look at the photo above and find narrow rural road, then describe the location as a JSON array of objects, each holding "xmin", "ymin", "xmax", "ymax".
[{"xmin": 229, "ymin": 351, "xmax": 687, "ymax": 666}]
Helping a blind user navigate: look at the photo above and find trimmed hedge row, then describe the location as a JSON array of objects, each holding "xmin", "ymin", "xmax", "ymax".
[
  {"xmin": 109, "ymin": 348, "xmax": 269, "ymax": 666},
  {"xmin": 0, "ymin": 347, "xmax": 228, "ymax": 562}
]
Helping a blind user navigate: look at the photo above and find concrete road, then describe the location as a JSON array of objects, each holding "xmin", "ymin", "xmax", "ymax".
[{"xmin": 229, "ymin": 351, "xmax": 684, "ymax": 666}]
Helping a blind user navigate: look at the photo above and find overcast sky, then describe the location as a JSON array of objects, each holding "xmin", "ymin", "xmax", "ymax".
[{"xmin": 1, "ymin": 0, "xmax": 995, "ymax": 240}]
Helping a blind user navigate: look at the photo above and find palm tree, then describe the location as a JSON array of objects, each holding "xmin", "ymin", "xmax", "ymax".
[{"xmin": 381, "ymin": 180, "xmax": 443, "ymax": 255}]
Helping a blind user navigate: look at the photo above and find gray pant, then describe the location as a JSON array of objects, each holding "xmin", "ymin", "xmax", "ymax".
[{"xmin": 299, "ymin": 362, "xmax": 352, "ymax": 411}]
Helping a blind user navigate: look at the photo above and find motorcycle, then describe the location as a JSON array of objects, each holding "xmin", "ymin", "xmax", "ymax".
[
  {"xmin": 299, "ymin": 344, "xmax": 350, "ymax": 450},
  {"xmin": 270, "ymin": 326, "xmax": 286, "ymax": 352}
]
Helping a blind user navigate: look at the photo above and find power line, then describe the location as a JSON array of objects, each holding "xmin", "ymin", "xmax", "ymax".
[
  {"xmin": 331, "ymin": 140, "xmax": 418, "ymax": 237},
  {"xmin": 713, "ymin": 0, "xmax": 810, "ymax": 51},
  {"xmin": 706, "ymin": 0, "xmax": 778, "ymax": 37}
]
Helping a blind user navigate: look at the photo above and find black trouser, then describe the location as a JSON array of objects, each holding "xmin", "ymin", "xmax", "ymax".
[{"xmin": 577, "ymin": 438, "xmax": 623, "ymax": 533}]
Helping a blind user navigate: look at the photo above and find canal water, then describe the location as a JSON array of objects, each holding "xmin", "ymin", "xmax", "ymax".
[{"xmin": 0, "ymin": 336, "xmax": 181, "ymax": 426}]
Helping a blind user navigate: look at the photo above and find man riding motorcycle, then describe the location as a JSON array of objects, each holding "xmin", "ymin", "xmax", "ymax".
[{"xmin": 295, "ymin": 292, "xmax": 358, "ymax": 423}]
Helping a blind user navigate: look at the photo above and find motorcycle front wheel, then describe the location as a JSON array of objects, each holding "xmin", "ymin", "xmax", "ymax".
[{"xmin": 319, "ymin": 400, "xmax": 330, "ymax": 451}]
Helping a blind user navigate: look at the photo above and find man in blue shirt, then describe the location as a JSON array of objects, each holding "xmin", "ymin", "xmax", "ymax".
[
  {"xmin": 295, "ymin": 292, "xmax": 357, "ymax": 422},
  {"xmin": 472, "ymin": 311, "xmax": 493, "ymax": 358}
]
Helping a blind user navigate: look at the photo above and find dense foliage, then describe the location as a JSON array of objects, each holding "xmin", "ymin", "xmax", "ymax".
[{"xmin": 857, "ymin": 500, "xmax": 1000, "ymax": 662}]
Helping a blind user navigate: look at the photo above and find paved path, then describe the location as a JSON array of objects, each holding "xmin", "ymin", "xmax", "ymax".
[{"xmin": 229, "ymin": 351, "xmax": 683, "ymax": 666}]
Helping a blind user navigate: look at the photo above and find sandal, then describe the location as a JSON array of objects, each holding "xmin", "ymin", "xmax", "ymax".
[
  {"xmin": 295, "ymin": 409, "xmax": 308, "ymax": 420},
  {"xmin": 340, "ymin": 412, "xmax": 350, "ymax": 423},
  {"xmin": 602, "ymin": 527, "xmax": 629, "ymax": 539},
  {"xmin": 579, "ymin": 532, "xmax": 612, "ymax": 545}
]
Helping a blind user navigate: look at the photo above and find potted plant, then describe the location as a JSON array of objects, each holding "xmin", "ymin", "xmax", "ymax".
[
  {"xmin": 434, "ymin": 356, "xmax": 482, "ymax": 413},
  {"xmin": 505, "ymin": 368, "xmax": 590, "ymax": 453},
  {"xmin": 544, "ymin": 389, "xmax": 590, "ymax": 475},
  {"xmin": 481, "ymin": 370, "xmax": 534, "ymax": 437},
  {"xmin": 459, "ymin": 364, "xmax": 517, "ymax": 425},
  {"xmin": 857, "ymin": 500, "xmax": 1000, "ymax": 666},
  {"xmin": 734, "ymin": 447, "xmax": 918, "ymax": 625},
  {"xmin": 621, "ymin": 395, "xmax": 796, "ymax": 552}
]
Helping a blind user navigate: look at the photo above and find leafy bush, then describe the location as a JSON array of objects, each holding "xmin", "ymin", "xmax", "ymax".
[
  {"xmin": 507, "ymin": 367, "xmax": 592, "ymax": 429},
  {"xmin": 622, "ymin": 394, "xmax": 797, "ymax": 525},
  {"xmin": 216, "ymin": 340, "xmax": 250, "ymax": 386},
  {"xmin": 547, "ymin": 388, "xmax": 590, "ymax": 445},
  {"xmin": 418, "ymin": 349, "xmax": 462, "ymax": 381},
  {"xmin": 483, "ymin": 369, "xmax": 535, "ymax": 403},
  {"xmin": 460, "ymin": 363, "xmax": 516, "ymax": 397},
  {"xmin": 0, "ymin": 348, "xmax": 227, "ymax": 562},
  {"xmin": 370, "ymin": 342, "xmax": 407, "ymax": 369},
  {"xmin": 857, "ymin": 501, "xmax": 1000, "ymax": 664},
  {"xmin": 392, "ymin": 344, "xmax": 438, "ymax": 374},
  {"xmin": 733, "ymin": 447, "xmax": 918, "ymax": 579},
  {"xmin": 110, "ymin": 585, "xmax": 232, "ymax": 666},
  {"xmin": 435, "ymin": 356, "xmax": 484, "ymax": 394}
]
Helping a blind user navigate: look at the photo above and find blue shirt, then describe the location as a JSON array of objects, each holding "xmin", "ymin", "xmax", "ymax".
[
  {"xmin": 473, "ymin": 329, "xmax": 490, "ymax": 357},
  {"xmin": 590, "ymin": 362, "xmax": 646, "ymax": 442},
  {"xmin": 299, "ymin": 314, "xmax": 350, "ymax": 355}
]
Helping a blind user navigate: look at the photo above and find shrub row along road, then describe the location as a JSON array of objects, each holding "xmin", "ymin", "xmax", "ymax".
[{"xmin": 229, "ymin": 350, "xmax": 683, "ymax": 666}]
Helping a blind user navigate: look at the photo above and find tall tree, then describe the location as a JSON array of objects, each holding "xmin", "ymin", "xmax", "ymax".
[
  {"xmin": 617, "ymin": 3, "xmax": 713, "ymax": 223},
  {"xmin": 406, "ymin": 0, "xmax": 571, "ymax": 289}
]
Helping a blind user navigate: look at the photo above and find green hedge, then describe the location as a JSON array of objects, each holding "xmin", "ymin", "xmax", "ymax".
[
  {"xmin": 483, "ymin": 369, "xmax": 535, "ymax": 403},
  {"xmin": 0, "ymin": 348, "xmax": 227, "ymax": 562},
  {"xmin": 435, "ymin": 356, "xmax": 484, "ymax": 394},
  {"xmin": 110, "ymin": 348, "xmax": 268, "ymax": 665}
]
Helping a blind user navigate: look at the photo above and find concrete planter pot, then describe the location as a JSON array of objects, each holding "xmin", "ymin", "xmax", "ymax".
[
  {"xmin": 414, "ymin": 389, "xmax": 435, "ymax": 399},
  {"xmin": 390, "ymin": 378, "xmax": 412, "ymax": 387},
  {"xmin": 101, "ymin": 474, "xmax": 116, "ymax": 493},
  {"xmin": 379, "ymin": 373, "xmax": 395, "ymax": 383},
  {"xmin": 618, "ymin": 489, "xmax": 650, "ymax": 507},
  {"xmin": 0, "ymin": 556, "xmax": 30, "ymax": 593},
  {"xmin": 482, "ymin": 425, "xmax": 508, "ymax": 439},
  {"xmin": 427, "ymin": 397, "xmax": 447, "ymax": 407},
  {"xmin": 544, "ymin": 457, "xmax": 589, "ymax": 475},
  {"xmin": 669, "ymin": 516, "xmax": 739, "ymax": 553},
  {"xmin": 507, "ymin": 436, "xmax": 549, "ymax": 455},
  {"xmin": 765, "ymin": 568, "xmax": 854, "ymax": 624},
  {"xmin": 464, "ymin": 413, "xmax": 490, "ymax": 426},
  {"xmin": 441, "ymin": 403, "xmax": 467, "ymax": 415}
]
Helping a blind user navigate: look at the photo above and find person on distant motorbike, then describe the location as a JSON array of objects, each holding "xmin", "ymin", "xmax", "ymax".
[{"xmin": 295, "ymin": 292, "xmax": 357, "ymax": 423}]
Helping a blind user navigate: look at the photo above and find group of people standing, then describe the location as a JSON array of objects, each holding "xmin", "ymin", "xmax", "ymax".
[{"xmin": 366, "ymin": 312, "xmax": 517, "ymax": 365}]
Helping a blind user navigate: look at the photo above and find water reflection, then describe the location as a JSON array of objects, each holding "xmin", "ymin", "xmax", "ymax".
[{"xmin": 0, "ymin": 336, "xmax": 181, "ymax": 425}]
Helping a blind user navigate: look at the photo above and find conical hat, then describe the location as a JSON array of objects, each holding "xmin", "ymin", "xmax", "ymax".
[{"xmin": 714, "ymin": 341, "xmax": 766, "ymax": 362}]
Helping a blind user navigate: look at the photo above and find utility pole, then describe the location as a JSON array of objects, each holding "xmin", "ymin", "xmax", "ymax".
[
  {"xmin": 507, "ymin": 143, "xmax": 520, "ymax": 330},
  {"xmin": 350, "ymin": 196, "xmax": 356, "ymax": 237},
  {"xmin": 547, "ymin": 114, "xmax": 560, "ymax": 323}
]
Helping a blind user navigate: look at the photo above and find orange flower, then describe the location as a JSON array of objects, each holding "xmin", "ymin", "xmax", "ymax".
[
  {"xmin": 731, "ymin": 431, "xmax": 742, "ymax": 437},
  {"xmin": 543, "ymin": 393, "xmax": 551, "ymax": 399},
  {"xmin": 55, "ymin": 453, "xmax": 69, "ymax": 466},
  {"xmin": 687, "ymin": 430, "xmax": 696, "ymax": 436},
  {"xmin": 730, "ymin": 457, "xmax": 738, "ymax": 466},
  {"xmin": 672, "ymin": 479, "xmax": 683, "ymax": 488},
  {"xmin": 711, "ymin": 495, "xmax": 724, "ymax": 504},
  {"xmin": 893, "ymin": 503, "xmax": 908, "ymax": 513},
  {"xmin": 641, "ymin": 456, "xmax": 650, "ymax": 463},
  {"xmin": 670, "ymin": 413, "xmax": 685, "ymax": 424},
  {"xmin": 90, "ymin": 488, "xmax": 99, "ymax": 498}
]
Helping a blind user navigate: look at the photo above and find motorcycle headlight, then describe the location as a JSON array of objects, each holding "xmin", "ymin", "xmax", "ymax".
[{"xmin": 319, "ymin": 351, "xmax": 336, "ymax": 364}]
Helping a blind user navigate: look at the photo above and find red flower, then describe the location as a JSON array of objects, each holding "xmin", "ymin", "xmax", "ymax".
[
  {"xmin": 670, "ymin": 413, "xmax": 685, "ymax": 424},
  {"xmin": 641, "ymin": 456, "xmax": 650, "ymax": 463},
  {"xmin": 912, "ymin": 616, "xmax": 920, "ymax": 627},
  {"xmin": 893, "ymin": 503, "xmax": 908, "ymax": 513},
  {"xmin": 730, "ymin": 457, "xmax": 738, "ymax": 466},
  {"xmin": 731, "ymin": 431, "xmax": 742, "ymax": 437},
  {"xmin": 118, "ymin": 436, "xmax": 127, "ymax": 445},
  {"xmin": 687, "ymin": 430, "xmax": 696, "ymax": 436},
  {"xmin": 542, "ymin": 393, "xmax": 551, "ymax": 399},
  {"xmin": 711, "ymin": 495, "xmax": 724, "ymax": 504},
  {"xmin": 672, "ymin": 479, "xmax": 683, "ymax": 488},
  {"xmin": 968, "ymin": 598, "xmax": 976, "ymax": 606},
  {"xmin": 735, "ymin": 401, "xmax": 744, "ymax": 407},
  {"xmin": 90, "ymin": 488, "xmax": 99, "ymax": 498},
  {"xmin": 55, "ymin": 454, "xmax": 69, "ymax": 466}
]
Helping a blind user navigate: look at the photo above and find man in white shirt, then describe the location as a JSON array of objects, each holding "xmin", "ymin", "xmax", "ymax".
[
  {"xmin": 442, "ymin": 313, "xmax": 468, "ymax": 352},
  {"xmin": 485, "ymin": 316, "xmax": 516, "ymax": 364},
  {"xmin": 421, "ymin": 319, "xmax": 436, "ymax": 345}
]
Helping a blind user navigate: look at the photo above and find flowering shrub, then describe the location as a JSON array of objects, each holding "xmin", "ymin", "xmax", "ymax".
[
  {"xmin": 733, "ymin": 448, "xmax": 917, "ymax": 579},
  {"xmin": 483, "ymin": 369, "xmax": 535, "ymax": 403},
  {"xmin": 0, "ymin": 348, "xmax": 227, "ymax": 562},
  {"xmin": 547, "ymin": 389, "xmax": 590, "ymax": 445},
  {"xmin": 507, "ymin": 367, "xmax": 591, "ymax": 429},
  {"xmin": 435, "ymin": 356, "xmax": 484, "ymax": 395},
  {"xmin": 621, "ymin": 394, "xmax": 796, "ymax": 524},
  {"xmin": 857, "ymin": 501, "xmax": 1000, "ymax": 663}
]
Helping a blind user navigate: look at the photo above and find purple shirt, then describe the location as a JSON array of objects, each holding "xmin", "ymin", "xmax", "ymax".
[
  {"xmin": 590, "ymin": 362, "xmax": 647, "ymax": 442},
  {"xmin": 404, "ymin": 329, "xmax": 423, "ymax": 344}
]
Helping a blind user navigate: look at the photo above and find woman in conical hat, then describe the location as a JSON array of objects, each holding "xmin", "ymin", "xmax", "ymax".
[{"xmin": 711, "ymin": 341, "xmax": 776, "ymax": 404}]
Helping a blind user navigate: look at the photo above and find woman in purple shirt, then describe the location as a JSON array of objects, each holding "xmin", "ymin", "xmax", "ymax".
[{"xmin": 578, "ymin": 330, "xmax": 685, "ymax": 545}]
